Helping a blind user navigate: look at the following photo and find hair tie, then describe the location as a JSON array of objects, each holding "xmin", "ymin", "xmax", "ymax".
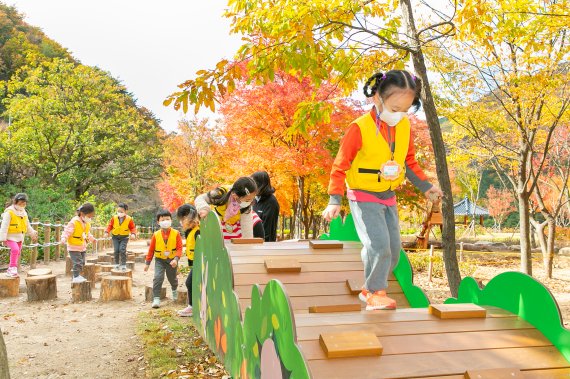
[
  {"xmin": 412, "ymin": 74, "xmax": 417, "ymax": 80},
  {"xmin": 381, "ymin": 73, "xmax": 386, "ymax": 80},
  {"xmin": 245, "ymin": 188, "xmax": 250, "ymax": 195}
]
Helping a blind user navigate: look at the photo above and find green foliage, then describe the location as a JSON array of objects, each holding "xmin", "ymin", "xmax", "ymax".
[
  {"xmin": 2, "ymin": 58, "xmax": 164, "ymax": 199},
  {"xmin": 407, "ymin": 252, "xmax": 476, "ymax": 278}
]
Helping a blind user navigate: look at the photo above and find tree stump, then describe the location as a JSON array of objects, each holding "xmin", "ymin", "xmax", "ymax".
[
  {"xmin": 71, "ymin": 281, "xmax": 92, "ymax": 302},
  {"xmin": 99, "ymin": 264, "xmax": 114, "ymax": 273},
  {"xmin": 135, "ymin": 256, "xmax": 146, "ymax": 263},
  {"xmin": 27, "ymin": 268, "xmax": 53, "ymax": 277},
  {"xmin": 100, "ymin": 276, "xmax": 132, "ymax": 301},
  {"xmin": 81, "ymin": 263, "xmax": 98, "ymax": 289},
  {"xmin": 65, "ymin": 256, "xmax": 72, "ymax": 276},
  {"xmin": 145, "ymin": 285, "xmax": 166, "ymax": 301},
  {"xmin": 86, "ymin": 257, "xmax": 99, "ymax": 264},
  {"xmin": 0, "ymin": 276, "xmax": 20, "ymax": 298},
  {"xmin": 110, "ymin": 268, "xmax": 132, "ymax": 278},
  {"xmin": 0, "ymin": 326, "xmax": 9, "ymax": 379},
  {"xmin": 175, "ymin": 287, "xmax": 188, "ymax": 305},
  {"xmin": 127, "ymin": 253, "xmax": 135, "ymax": 261},
  {"xmin": 25, "ymin": 274, "xmax": 57, "ymax": 301},
  {"xmin": 96, "ymin": 272, "xmax": 111, "ymax": 283},
  {"xmin": 126, "ymin": 261, "xmax": 135, "ymax": 271}
]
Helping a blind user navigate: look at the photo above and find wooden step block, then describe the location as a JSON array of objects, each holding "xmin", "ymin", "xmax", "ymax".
[
  {"xmin": 429, "ymin": 303, "xmax": 487, "ymax": 319},
  {"xmin": 145, "ymin": 285, "xmax": 167, "ymax": 301},
  {"xmin": 0, "ymin": 276, "xmax": 20, "ymax": 298},
  {"xmin": 135, "ymin": 256, "xmax": 146, "ymax": 263},
  {"xmin": 25, "ymin": 274, "xmax": 57, "ymax": 301},
  {"xmin": 96, "ymin": 272, "xmax": 111, "ymax": 282},
  {"xmin": 319, "ymin": 331, "xmax": 382, "ymax": 358},
  {"xmin": 27, "ymin": 268, "xmax": 52, "ymax": 277},
  {"xmin": 99, "ymin": 264, "xmax": 114, "ymax": 273},
  {"xmin": 110, "ymin": 268, "xmax": 133, "ymax": 278},
  {"xmin": 309, "ymin": 304, "xmax": 361, "ymax": 313},
  {"xmin": 86, "ymin": 257, "xmax": 99, "ymax": 264},
  {"xmin": 309, "ymin": 240, "xmax": 343, "ymax": 249},
  {"xmin": 126, "ymin": 261, "xmax": 135, "ymax": 271},
  {"xmin": 264, "ymin": 258, "xmax": 301, "ymax": 273},
  {"xmin": 81, "ymin": 263, "xmax": 98, "ymax": 289},
  {"xmin": 100, "ymin": 276, "xmax": 132, "ymax": 301},
  {"xmin": 175, "ymin": 287, "xmax": 188, "ymax": 305},
  {"xmin": 98, "ymin": 255, "xmax": 113, "ymax": 263},
  {"xmin": 127, "ymin": 253, "xmax": 135, "ymax": 261},
  {"xmin": 464, "ymin": 368, "xmax": 523, "ymax": 379},
  {"xmin": 346, "ymin": 279, "xmax": 363, "ymax": 295},
  {"xmin": 71, "ymin": 281, "xmax": 92, "ymax": 302},
  {"xmin": 231, "ymin": 238, "xmax": 264, "ymax": 244},
  {"xmin": 65, "ymin": 256, "xmax": 72, "ymax": 276}
]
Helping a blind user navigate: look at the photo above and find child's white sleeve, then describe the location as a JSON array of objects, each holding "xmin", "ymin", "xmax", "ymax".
[
  {"xmin": 194, "ymin": 193, "xmax": 210, "ymax": 212},
  {"xmin": 240, "ymin": 212, "xmax": 254, "ymax": 239},
  {"xmin": 0, "ymin": 211, "xmax": 9, "ymax": 241}
]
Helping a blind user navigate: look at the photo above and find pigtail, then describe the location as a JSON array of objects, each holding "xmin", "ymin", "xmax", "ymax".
[
  {"xmin": 411, "ymin": 74, "xmax": 422, "ymax": 111},
  {"xmin": 363, "ymin": 72, "xmax": 384, "ymax": 98}
]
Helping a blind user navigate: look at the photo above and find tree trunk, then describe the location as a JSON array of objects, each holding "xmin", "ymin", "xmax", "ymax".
[
  {"xmin": 518, "ymin": 192, "xmax": 532, "ymax": 275},
  {"xmin": 400, "ymin": 0, "xmax": 461, "ymax": 296},
  {"xmin": 545, "ymin": 217, "xmax": 556, "ymax": 279},
  {"xmin": 0, "ymin": 326, "xmax": 9, "ymax": 379}
]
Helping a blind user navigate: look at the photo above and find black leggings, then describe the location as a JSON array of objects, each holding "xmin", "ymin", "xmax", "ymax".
[{"xmin": 185, "ymin": 269, "xmax": 193, "ymax": 306}]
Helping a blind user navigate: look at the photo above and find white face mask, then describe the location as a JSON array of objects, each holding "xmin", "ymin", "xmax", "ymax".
[
  {"xmin": 14, "ymin": 205, "xmax": 24, "ymax": 211},
  {"xmin": 117, "ymin": 212, "xmax": 126, "ymax": 218},
  {"xmin": 159, "ymin": 220, "xmax": 172, "ymax": 229},
  {"xmin": 83, "ymin": 216, "xmax": 92, "ymax": 223},
  {"xmin": 379, "ymin": 99, "xmax": 406, "ymax": 126},
  {"xmin": 240, "ymin": 201, "xmax": 252, "ymax": 208}
]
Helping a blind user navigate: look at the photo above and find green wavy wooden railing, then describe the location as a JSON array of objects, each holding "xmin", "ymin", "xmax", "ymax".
[
  {"xmin": 193, "ymin": 212, "xmax": 311, "ymax": 379},
  {"xmin": 445, "ymin": 272, "xmax": 570, "ymax": 363},
  {"xmin": 321, "ymin": 215, "xmax": 430, "ymax": 307}
]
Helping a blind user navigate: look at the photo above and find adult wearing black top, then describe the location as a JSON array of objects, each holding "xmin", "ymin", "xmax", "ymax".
[{"xmin": 251, "ymin": 171, "xmax": 280, "ymax": 242}]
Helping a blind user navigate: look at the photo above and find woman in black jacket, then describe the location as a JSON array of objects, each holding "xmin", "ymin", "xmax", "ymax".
[{"xmin": 251, "ymin": 171, "xmax": 280, "ymax": 242}]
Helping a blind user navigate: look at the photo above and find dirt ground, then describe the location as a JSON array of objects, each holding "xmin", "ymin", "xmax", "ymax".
[{"xmin": 1, "ymin": 240, "xmax": 185, "ymax": 379}]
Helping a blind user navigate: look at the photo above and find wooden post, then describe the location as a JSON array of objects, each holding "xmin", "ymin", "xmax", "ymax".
[
  {"xmin": 43, "ymin": 222, "xmax": 51, "ymax": 264},
  {"xmin": 126, "ymin": 261, "xmax": 135, "ymax": 271},
  {"xmin": 30, "ymin": 218, "xmax": 39, "ymax": 269},
  {"xmin": 459, "ymin": 242, "xmax": 464, "ymax": 263},
  {"xmin": 55, "ymin": 220, "xmax": 62, "ymax": 261},
  {"xmin": 93, "ymin": 228, "xmax": 99, "ymax": 254},
  {"xmin": 71, "ymin": 281, "xmax": 92, "ymax": 302},
  {"xmin": 25, "ymin": 274, "xmax": 57, "ymax": 301},
  {"xmin": 427, "ymin": 245, "xmax": 434, "ymax": 283},
  {"xmin": 81, "ymin": 263, "xmax": 97, "ymax": 289},
  {"xmin": 65, "ymin": 255, "xmax": 72, "ymax": 276},
  {"xmin": 176, "ymin": 287, "xmax": 188, "ymax": 305}
]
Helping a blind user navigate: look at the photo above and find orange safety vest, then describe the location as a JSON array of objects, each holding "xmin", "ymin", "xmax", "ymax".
[
  {"xmin": 153, "ymin": 229, "xmax": 180, "ymax": 259},
  {"xmin": 345, "ymin": 113, "xmax": 410, "ymax": 192}
]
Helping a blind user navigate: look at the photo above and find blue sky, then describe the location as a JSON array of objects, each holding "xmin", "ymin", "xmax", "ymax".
[{"xmin": 8, "ymin": 0, "xmax": 242, "ymax": 131}]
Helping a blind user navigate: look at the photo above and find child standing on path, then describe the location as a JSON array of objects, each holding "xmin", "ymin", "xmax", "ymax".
[
  {"xmin": 61, "ymin": 203, "xmax": 96, "ymax": 283},
  {"xmin": 176, "ymin": 204, "xmax": 200, "ymax": 317},
  {"xmin": 104, "ymin": 203, "xmax": 137, "ymax": 271},
  {"xmin": 144, "ymin": 209, "xmax": 183, "ymax": 309},
  {"xmin": 195, "ymin": 177, "xmax": 264, "ymax": 240},
  {"xmin": 322, "ymin": 70, "xmax": 442, "ymax": 311},
  {"xmin": 0, "ymin": 193, "xmax": 38, "ymax": 277}
]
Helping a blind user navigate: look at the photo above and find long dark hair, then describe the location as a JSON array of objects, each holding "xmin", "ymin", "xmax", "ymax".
[
  {"xmin": 207, "ymin": 177, "xmax": 258, "ymax": 208},
  {"xmin": 363, "ymin": 70, "xmax": 422, "ymax": 111},
  {"xmin": 251, "ymin": 171, "xmax": 275, "ymax": 197}
]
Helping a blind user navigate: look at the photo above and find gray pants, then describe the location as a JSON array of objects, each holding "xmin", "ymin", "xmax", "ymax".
[
  {"xmin": 349, "ymin": 201, "xmax": 401, "ymax": 292},
  {"xmin": 153, "ymin": 258, "xmax": 178, "ymax": 298},
  {"xmin": 69, "ymin": 251, "xmax": 86, "ymax": 278},
  {"xmin": 112, "ymin": 235, "xmax": 129, "ymax": 265}
]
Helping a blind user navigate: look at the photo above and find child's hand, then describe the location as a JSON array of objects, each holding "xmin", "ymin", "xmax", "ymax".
[
  {"xmin": 198, "ymin": 208, "xmax": 210, "ymax": 219},
  {"xmin": 322, "ymin": 205, "xmax": 341, "ymax": 222},
  {"xmin": 103, "ymin": 231, "xmax": 109, "ymax": 238},
  {"xmin": 425, "ymin": 186, "xmax": 443, "ymax": 204},
  {"xmin": 170, "ymin": 260, "xmax": 178, "ymax": 268},
  {"xmin": 130, "ymin": 233, "xmax": 137, "ymax": 240},
  {"xmin": 31, "ymin": 233, "xmax": 38, "ymax": 243},
  {"xmin": 144, "ymin": 265, "xmax": 149, "ymax": 272}
]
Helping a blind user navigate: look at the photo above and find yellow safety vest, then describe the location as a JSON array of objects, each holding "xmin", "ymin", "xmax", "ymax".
[
  {"xmin": 185, "ymin": 227, "xmax": 199, "ymax": 261},
  {"xmin": 212, "ymin": 186, "xmax": 241, "ymax": 225},
  {"xmin": 69, "ymin": 219, "xmax": 91, "ymax": 246},
  {"xmin": 7, "ymin": 210, "xmax": 28, "ymax": 234},
  {"xmin": 153, "ymin": 229, "xmax": 180, "ymax": 259},
  {"xmin": 111, "ymin": 215, "xmax": 132, "ymax": 236},
  {"xmin": 345, "ymin": 113, "xmax": 410, "ymax": 192}
]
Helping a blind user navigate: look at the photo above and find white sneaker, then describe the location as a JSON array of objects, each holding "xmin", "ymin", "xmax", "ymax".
[
  {"xmin": 114, "ymin": 264, "xmax": 120, "ymax": 270},
  {"xmin": 72, "ymin": 275, "xmax": 87, "ymax": 283},
  {"xmin": 120, "ymin": 265, "xmax": 127, "ymax": 271},
  {"xmin": 5, "ymin": 267, "xmax": 18, "ymax": 278},
  {"xmin": 177, "ymin": 306, "xmax": 193, "ymax": 317}
]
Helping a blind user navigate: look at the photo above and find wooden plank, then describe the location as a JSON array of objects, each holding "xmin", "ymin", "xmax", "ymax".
[
  {"xmin": 319, "ymin": 331, "xmax": 382, "ymax": 358},
  {"xmin": 296, "ymin": 317, "xmax": 532, "ymax": 341},
  {"xmin": 310, "ymin": 240, "xmax": 344, "ymax": 249},
  {"xmin": 264, "ymin": 258, "xmax": 301, "ymax": 273},
  {"xmin": 310, "ymin": 304, "xmax": 362, "ymax": 313},
  {"xmin": 346, "ymin": 279, "xmax": 363, "ymax": 295},
  {"xmin": 299, "ymin": 329, "xmax": 552, "ymax": 359},
  {"xmin": 233, "ymin": 261, "xmax": 364, "ymax": 274},
  {"xmin": 306, "ymin": 346, "xmax": 570, "ymax": 379},
  {"xmin": 233, "ymin": 271, "xmax": 397, "ymax": 286},
  {"xmin": 234, "ymin": 282, "xmax": 403, "ymax": 299},
  {"xmin": 415, "ymin": 368, "xmax": 570, "ymax": 379},
  {"xmin": 231, "ymin": 253, "xmax": 362, "ymax": 264},
  {"xmin": 294, "ymin": 307, "xmax": 517, "ymax": 328},
  {"xmin": 429, "ymin": 303, "xmax": 487, "ymax": 319},
  {"xmin": 230, "ymin": 237, "xmax": 264, "ymax": 244},
  {"xmin": 226, "ymin": 241, "xmax": 363, "ymax": 252},
  {"xmin": 465, "ymin": 368, "xmax": 523, "ymax": 379}
]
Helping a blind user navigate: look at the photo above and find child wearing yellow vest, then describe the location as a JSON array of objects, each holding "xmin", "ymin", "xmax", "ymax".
[
  {"xmin": 176, "ymin": 204, "xmax": 200, "ymax": 317},
  {"xmin": 61, "ymin": 203, "xmax": 96, "ymax": 283},
  {"xmin": 104, "ymin": 203, "xmax": 137, "ymax": 271},
  {"xmin": 0, "ymin": 193, "xmax": 38, "ymax": 277},
  {"xmin": 323, "ymin": 70, "xmax": 442, "ymax": 311},
  {"xmin": 144, "ymin": 209, "xmax": 183, "ymax": 308},
  {"xmin": 194, "ymin": 177, "xmax": 264, "ymax": 240}
]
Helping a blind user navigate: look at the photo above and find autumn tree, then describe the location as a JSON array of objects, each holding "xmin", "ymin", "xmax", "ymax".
[
  {"xmin": 166, "ymin": 1, "xmax": 463, "ymax": 294},
  {"xmin": 436, "ymin": 0, "xmax": 570, "ymax": 275},
  {"xmin": 485, "ymin": 185, "xmax": 515, "ymax": 231}
]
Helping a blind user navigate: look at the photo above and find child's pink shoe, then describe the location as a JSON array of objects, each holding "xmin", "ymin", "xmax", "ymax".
[{"xmin": 5, "ymin": 267, "xmax": 19, "ymax": 278}]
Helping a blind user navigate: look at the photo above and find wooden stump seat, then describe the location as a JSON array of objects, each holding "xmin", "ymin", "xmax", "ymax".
[
  {"xmin": 110, "ymin": 268, "xmax": 132, "ymax": 278},
  {"xmin": 0, "ymin": 276, "xmax": 20, "ymax": 298},
  {"xmin": 27, "ymin": 268, "xmax": 52, "ymax": 277},
  {"xmin": 71, "ymin": 281, "xmax": 92, "ymax": 302},
  {"xmin": 25, "ymin": 274, "xmax": 57, "ymax": 301},
  {"xmin": 145, "ymin": 285, "xmax": 166, "ymax": 301},
  {"xmin": 100, "ymin": 276, "xmax": 132, "ymax": 301}
]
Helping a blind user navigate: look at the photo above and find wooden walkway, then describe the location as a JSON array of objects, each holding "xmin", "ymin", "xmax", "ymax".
[{"xmin": 226, "ymin": 240, "xmax": 570, "ymax": 379}]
